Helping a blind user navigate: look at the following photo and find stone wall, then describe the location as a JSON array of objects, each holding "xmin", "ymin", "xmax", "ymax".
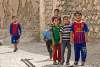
[
  {"xmin": 61, "ymin": 0, "xmax": 100, "ymax": 40},
  {"xmin": 44, "ymin": 0, "xmax": 100, "ymax": 41},
  {"xmin": 0, "ymin": 0, "xmax": 40, "ymax": 42},
  {"xmin": 0, "ymin": 0, "xmax": 100, "ymax": 42}
]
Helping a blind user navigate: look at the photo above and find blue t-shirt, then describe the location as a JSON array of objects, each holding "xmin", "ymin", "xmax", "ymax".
[{"xmin": 43, "ymin": 30, "xmax": 52, "ymax": 40}]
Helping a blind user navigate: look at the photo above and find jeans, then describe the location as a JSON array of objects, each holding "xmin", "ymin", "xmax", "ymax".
[
  {"xmin": 62, "ymin": 40, "xmax": 71, "ymax": 63},
  {"xmin": 74, "ymin": 43, "xmax": 87, "ymax": 62},
  {"xmin": 46, "ymin": 40, "xmax": 52, "ymax": 59}
]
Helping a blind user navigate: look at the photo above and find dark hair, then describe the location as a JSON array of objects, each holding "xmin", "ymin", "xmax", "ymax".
[
  {"xmin": 12, "ymin": 16, "xmax": 16, "ymax": 19},
  {"xmin": 74, "ymin": 11, "xmax": 82, "ymax": 16},
  {"xmin": 54, "ymin": 9, "xmax": 60, "ymax": 12},
  {"xmin": 63, "ymin": 15, "xmax": 70, "ymax": 20},
  {"xmin": 52, "ymin": 17, "xmax": 58, "ymax": 22}
]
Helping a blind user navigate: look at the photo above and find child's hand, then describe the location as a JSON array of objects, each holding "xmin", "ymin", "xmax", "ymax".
[
  {"xmin": 59, "ymin": 39, "xmax": 62, "ymax": 44},
  {"xmin": 19, "ymin": 33, "xmax": 21, "ymax": 36},
  {"xmin": 70, "ymin": 33, "xmax": 74, "ymax": 43},
  {"xmin": 70, "ymin": 38, "xmax": 74, "ymax": 44},
  {"xmin": 85, "ymin": 33, "xmax": 89, "ymax": 42},
  {"xmin": 85, "ymin": 38, "xmax": 88, "ymax": 42}
]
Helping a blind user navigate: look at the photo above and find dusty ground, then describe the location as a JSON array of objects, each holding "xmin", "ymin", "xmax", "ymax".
[{"xmin": 2, "ymin": 39, "xmax": 100, "ymax": 67}]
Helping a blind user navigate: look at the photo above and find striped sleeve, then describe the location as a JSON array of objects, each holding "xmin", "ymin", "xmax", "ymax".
[{"xmin": 60, "ymin": 26, "xmax": 63, "ymax": 32}]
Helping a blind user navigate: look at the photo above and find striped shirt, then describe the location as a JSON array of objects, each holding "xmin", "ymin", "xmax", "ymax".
[{"xmin": 60, "ymin": 23, "xmax": 72, "ymax": 41}]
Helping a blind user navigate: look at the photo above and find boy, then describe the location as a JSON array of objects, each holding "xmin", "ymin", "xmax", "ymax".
[
  {"xmin": 51, "ymin": 17, "xmax": 61, "ymax": 65},
  {"xmin": 10, "ymin": 16, "xmax": 22, "ymax": 52},
  {"xmin": 60, "ymin": 15, "xmax": 72, "ymax": 65},
  {"xmin": 72, "ymin": 12, "xmax": 89, "ymax": 66},
  {"xmin": 51, "ymin": 9, "xmax": 61, "ymax": 24},
  {"xmin": 43, "ymin": 26, "xmax": 52, "ymax": 60}
]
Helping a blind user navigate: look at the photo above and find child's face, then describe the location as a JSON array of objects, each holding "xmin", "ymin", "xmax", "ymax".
[
  {"xmin": 75, "ymin": 15, "xmax": 82, "ymax": 22},
  {"xmin": 12, "ymin": 17, "xmax": 17, "ymax": 21},
  {"xmin": 63, "ymin": 17, "xmax": 70, "ymax": 24},
  {"xmin": 53, "ymin": 18, "xmax": 59, "ymax": 25},
  {"xmin": 54, "ymin": 10, "xmax": 59, "ymax": 16}
]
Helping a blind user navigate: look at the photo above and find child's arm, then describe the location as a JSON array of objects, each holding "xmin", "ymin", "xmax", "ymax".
[
  {"xmin": 18, "ymin": 24, "xmax": 22, "ymax": 35},
  {"xmin": 85, "ymin": 32, "xmax": 88, "ymax": 42},
  {"xmin": 84, "ymin": 23, "xmax": 89, "ymax": 42},
  {"xmin": 70, "ymin": 23, "xmax": 74, "ymax": 43},
  {"xmin": 51, "ymin": 27, "xmax": 55, "ymax": 45},
  {"xmin": 42, "ymin": 31, "xmax": 47, "ymax": 41},
  {"xmin": 9, "ymin": 23, "xmax": 12, "ymax": 35},
  {"xmin": 70, "ymin": 32, "xmax": 74, "ymax": 43},
  {"xmin": 60, "ymin": 33, "xmax": 62, "ymax": 44},
  {"xmin": 60, "ymin": 26, "xmax": 62, "ymax": 44}
]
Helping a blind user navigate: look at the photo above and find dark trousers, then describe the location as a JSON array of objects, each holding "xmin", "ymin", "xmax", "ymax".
[
  {"xmin": 74, "ymin": 43, "xmax": 87, "ymax": 62},
  {"xmin": 46, "ymin": 40, "xmax": 52, "ymax": 59},
  {"xmin": 62, "ymin": 40, "xmax": 71, "ymax": 63}
]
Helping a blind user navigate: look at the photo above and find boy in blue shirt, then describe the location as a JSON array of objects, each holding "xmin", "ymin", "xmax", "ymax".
[{"xmin": 43, "ymin": 27, "xmax": 52, "ymax": 60}]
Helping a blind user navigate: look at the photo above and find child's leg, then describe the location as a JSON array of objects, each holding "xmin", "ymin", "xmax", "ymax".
[
  {"xmin": 74, "ymin": 44, "xmax": 81, "ymax": 63},
  {"xmin": 46, "ymin": 40, "xmax": 52, "ymax": 59},
  {"xmin": 61, "ymin": 40, "xmax": 67, "ymax": 64},
  {"xmin": 49, "ymin": 48, "xmax": 52, "ymax": 59},
  {"xmin": 49, "ymin": 40, "xmax": 53, "ymax": 59},
  {"xmin": 14, "ymin": 44, "xmax": 17, "ymax": 48},
  {"xmin": 13, "ymin": 43, "xmax": 18, "ymax": 52},
  {"xmin": 81, "ymin": 43, "xmax": 87, "ymax": 63},
  {"xmin": 12, "ymin": 36, "xmax": 19, "ymax": 52},
  {"xmin": 58, "ymin": 43, "xmax": 62, "ymax": 62},
  {"xmin": 46, "ymin": 40, "xmax": 50, "ymax": 55},
  {"xmin": 53, "ymin": 45, "xmax": 57, "ymax": 62},
  {"xmin": 66, "ymin": 40, "xmax": 71, "ymax": 63}
]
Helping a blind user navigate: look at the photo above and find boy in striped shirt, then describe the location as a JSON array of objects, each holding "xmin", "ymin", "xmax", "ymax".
[{"xmin": 60, "ymin": 15, "xmax": 72, "ymax": 65}]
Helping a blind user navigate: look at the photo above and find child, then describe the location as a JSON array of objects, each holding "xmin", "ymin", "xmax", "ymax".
[
  {"xmin": 43, "ymin": 26, "xmax": 52, "ymax": 60},
  {"xmin": 51, "ymin": 9, "xmax": 61, "ymax": 25},
  {"xmin": 72, "ymin": 12, "xmax": 89, "ymax": 66},
  {"xmin": 60, "ymin": 15, "xmax": 72, "ymax": 65},
  {"xmin": 51, "ymin": 17, "xmax": 61, "ymax": 65},
  {"xmin": 10, "ymin": 16, "xmax": 22, "ymax": 52}
]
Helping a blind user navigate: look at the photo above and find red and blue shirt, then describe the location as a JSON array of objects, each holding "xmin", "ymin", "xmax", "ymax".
[
  {"xmin": 10, "ymin": 21, "xmax": 22, "ymax": 36},
  {"xmin": 72, "ymin": 21, "xmax": 89, "ymax": 44}
]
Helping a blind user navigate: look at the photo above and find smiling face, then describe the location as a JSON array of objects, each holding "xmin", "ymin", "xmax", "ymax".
[
  {"xmin": 74, "ymin": 12, "xmax": 82, "ymax": 22},
  {"xmin": 12, "ymin": 16, "xmax": 17, "ymax": 22},
  {"xmin": 53, "ymin": 18, "xmax": 59, "ymax": 25},
  {"xmin": 63, "ymin": 17, "xmax": 70, "ymax": 24},
  {"xmin": 75, "ymin": 14, "xmax": 82, "ymax": 22},
  {"xmin": 54, "ymin": 9, "xmax": 59, "ymax": 16}
]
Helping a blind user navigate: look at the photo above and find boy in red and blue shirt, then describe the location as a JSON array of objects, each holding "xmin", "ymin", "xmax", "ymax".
[
  {"xmin": 10, "ymin": 16, "xmax": 22, "ymax": 52},
  {"xmin": 71, "ymin": 12, "xmax": 89, "ymax": 66}
]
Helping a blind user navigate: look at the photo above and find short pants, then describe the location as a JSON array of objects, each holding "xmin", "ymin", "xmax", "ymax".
[{"xmin": 11, "ymin": 35, "xmax": 20, "ymax": 44}]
